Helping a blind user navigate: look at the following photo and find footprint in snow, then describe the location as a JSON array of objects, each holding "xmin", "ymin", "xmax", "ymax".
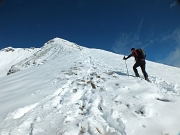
[
  {"xmin": 135, "ymin": 106, "xmax": 151, "ymax": 117},
  {"xmin": 155, "ymin": 97, "xmax": 172, "ymax": 102}
]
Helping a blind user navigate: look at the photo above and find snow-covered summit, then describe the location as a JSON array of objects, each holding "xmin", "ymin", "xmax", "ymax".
[
  {"xmin": 43, "ymin": 37, "xmax": 84, "ymax": 51},
  {"xmin": 4, "ymin": 38, "xmax": 85, "ymax": 76}
]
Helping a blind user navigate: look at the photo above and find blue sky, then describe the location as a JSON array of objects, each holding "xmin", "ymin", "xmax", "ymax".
[{"xmin": 0, "ymin": 0, "xmax": 180, "ymax": 67}]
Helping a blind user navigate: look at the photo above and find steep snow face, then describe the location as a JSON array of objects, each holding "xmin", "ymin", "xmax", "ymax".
[
  {"xmin": 0, "ymin": 47, "xmax": 39, "ymax": 78},
  {"xmin": 6, "ymin": 38, "xmax": 85, "ymax": 76},
  {"xmin": 0, "ymin": 46, "xmax": 180, "ymax": 135}
]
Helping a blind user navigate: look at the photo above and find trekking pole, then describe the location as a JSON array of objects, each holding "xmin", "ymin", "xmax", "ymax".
[{"xmin": 123, "ymin": 56, "xmax": 129, "ymax": 77}]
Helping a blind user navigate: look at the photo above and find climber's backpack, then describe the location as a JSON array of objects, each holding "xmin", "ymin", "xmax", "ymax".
[{"xmin": 136, "ymin": 48, "xmax": 146, "ymax": 59}]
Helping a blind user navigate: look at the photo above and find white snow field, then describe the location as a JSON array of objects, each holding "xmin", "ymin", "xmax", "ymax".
[{"xmin": 0, "ymin": 38, "xmax": 180, "ymax": 135}]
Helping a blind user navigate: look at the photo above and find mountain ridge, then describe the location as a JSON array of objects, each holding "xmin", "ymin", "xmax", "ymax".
[{"xmin": 0, "ymin": 38, "xmax": 85, "ymax": 77}]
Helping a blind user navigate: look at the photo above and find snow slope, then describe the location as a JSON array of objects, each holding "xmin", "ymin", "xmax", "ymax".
[
  {"xmin": 0, "ymin": 47, "xmax": 39, "ymax": 78},
  {"xmin": 0, "ymin": 38, "xmax": 180, "ymax": 135}
]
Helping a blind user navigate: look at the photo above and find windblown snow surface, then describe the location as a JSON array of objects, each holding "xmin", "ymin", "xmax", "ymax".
[{"xmin": 0, "ymin": 38, "xmax": 180, "ymax": 135}]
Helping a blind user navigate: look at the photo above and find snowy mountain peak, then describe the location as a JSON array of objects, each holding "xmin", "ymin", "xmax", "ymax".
[
  {"xmin": 6, "ymin": 38, "xmax": 85, "ymax": 76},
  {"xmin": 43, "ymin": 37, "xmax": 84, "ymax": 51}
]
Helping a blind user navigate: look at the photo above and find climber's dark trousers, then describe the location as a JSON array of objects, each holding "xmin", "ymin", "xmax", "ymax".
[{"xmin": 133, "ymin": 60, "xmax": 148, "ymax": 79}]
